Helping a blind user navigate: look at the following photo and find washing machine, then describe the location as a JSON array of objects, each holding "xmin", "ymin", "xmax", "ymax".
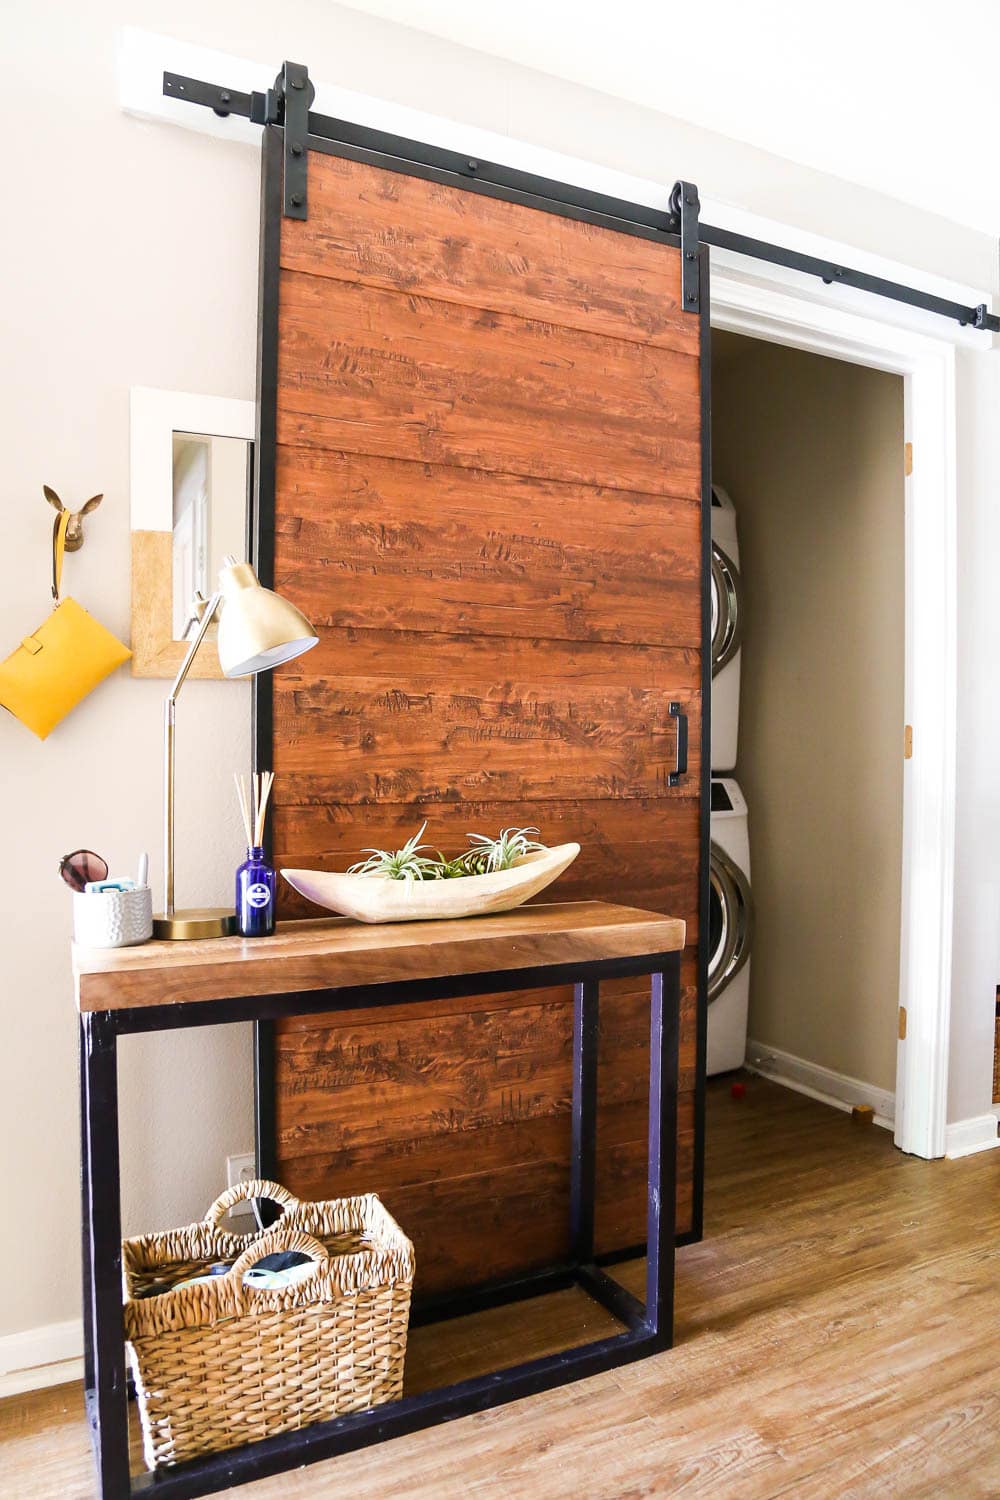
[
  {"xmin": 708, "ymin": 776, "xmax": 753, "ymax": 1076},
  {"xmin": 710, "ymin": 485, "xmax": 743, "ymax": 772}
]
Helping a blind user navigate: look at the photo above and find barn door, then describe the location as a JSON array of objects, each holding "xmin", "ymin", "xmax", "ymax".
[{"xmin": 253, "ymin": 123, "xmax": 710, "ymax": 1291}]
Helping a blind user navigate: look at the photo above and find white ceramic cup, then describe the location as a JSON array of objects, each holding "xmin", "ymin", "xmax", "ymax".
[{"xmin": 73, "ymin": 887, "xmax": 154, "ymax": 948}]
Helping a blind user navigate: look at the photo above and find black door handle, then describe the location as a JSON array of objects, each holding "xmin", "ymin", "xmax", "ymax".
[{"xmin": 668, "ymin": 702, "xmax": 688, "ymax": 787}]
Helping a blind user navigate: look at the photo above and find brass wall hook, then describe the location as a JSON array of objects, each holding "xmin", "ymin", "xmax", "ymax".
[{"xmin": 43, "ymin": 484, "xmax": 103, "ymax": 553}]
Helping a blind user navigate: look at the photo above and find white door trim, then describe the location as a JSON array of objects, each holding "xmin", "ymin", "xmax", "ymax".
[{"xmin": 711, "ymin": 264, "xmax": 958, "ymax": 1159}]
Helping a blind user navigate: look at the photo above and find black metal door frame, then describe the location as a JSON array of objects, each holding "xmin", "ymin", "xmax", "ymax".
[{"xmin": 246, "ymin": 111, "xmax": 713, "ymax": 1248}]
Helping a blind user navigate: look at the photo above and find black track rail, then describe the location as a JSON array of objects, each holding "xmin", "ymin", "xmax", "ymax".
[{"xmin": 163, "ymin": 67, "xmax": 997, "ymax": 334}]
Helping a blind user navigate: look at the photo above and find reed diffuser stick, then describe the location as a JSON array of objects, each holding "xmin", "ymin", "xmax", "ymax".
[
  {"xmin": 254, "ymin": 771, "xmax": 275, "ymax": 847},
  {"xmin": 234, "ymin": 773, "xmax": 253, "ymax": 846}
]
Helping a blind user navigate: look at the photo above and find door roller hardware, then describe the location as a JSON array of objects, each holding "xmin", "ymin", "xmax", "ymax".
[{"xmin": 670, "ymin": 181, "xmax": 701, "ymax": 314}]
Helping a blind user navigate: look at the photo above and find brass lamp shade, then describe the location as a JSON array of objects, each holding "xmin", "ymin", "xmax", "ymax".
[{"xmin": 216, "ymin": 561, "xmax": 319, "ymax": 678}]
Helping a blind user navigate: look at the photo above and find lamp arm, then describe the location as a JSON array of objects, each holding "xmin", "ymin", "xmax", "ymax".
[
  {"xmin": 167, "ymin": 591, "xmax": 224, "ymax": 704},
  {"xmin": 163, "ymin": 591, "xmax": 224, "ymax": 918}
]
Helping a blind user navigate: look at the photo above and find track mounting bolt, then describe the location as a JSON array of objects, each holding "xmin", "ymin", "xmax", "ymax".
[
  {"xmin": 290, "ymin": 192, "xmax": 303, "ymax": 206},
  {"xmin": 291, "ymin": 142, "xmax": 303, "ymax": 156}
]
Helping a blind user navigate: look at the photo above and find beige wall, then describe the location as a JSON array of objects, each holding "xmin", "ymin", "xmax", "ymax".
[
  {"xmin": 713, "ymin": 334, "xmax": 905, "ymax": 1092},
  {"xmin": 3, "ymin": 0, "xmax": 997, "ymax": 1351}
]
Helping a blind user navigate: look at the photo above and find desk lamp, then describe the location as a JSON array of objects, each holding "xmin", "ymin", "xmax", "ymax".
[{"xmin": 153, "ymin": 556, "xmax": 318, "ymax": 939}]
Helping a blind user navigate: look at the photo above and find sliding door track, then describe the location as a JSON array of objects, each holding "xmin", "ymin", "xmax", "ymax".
[{"xmin": 163, "ymin": 61, "xmax": 998, "ymax": 335}]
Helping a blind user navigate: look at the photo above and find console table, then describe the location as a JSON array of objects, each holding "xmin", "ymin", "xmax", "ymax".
[{"xmin": 74, "ymin": 900, "xmax": 685, "ymax": 1500}]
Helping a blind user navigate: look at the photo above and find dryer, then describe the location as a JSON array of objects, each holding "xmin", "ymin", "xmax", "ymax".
[
  {"xmin": 708, "ymin": 776, "xmax": 753, "ymax": 1076},
  {"xmin": 710, "ymin": 485, "xmax": 743, "ymax": 773}
]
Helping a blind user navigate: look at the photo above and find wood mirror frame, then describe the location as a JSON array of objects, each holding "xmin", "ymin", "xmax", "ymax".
[{"xmin": 129, "ymin": 387, "xmax": 254, "ymax": 678}]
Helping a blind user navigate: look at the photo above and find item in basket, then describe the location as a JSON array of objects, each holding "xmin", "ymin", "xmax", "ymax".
[
  {"xmin": 168, "ymin": 1262, "xmax": 233, "ymax": 1293},
  {"xmin": 133, "ymin": 1276, "xmax": 178, "ymax": 1299},
  {"xmin": 242, "ymin": 1250, "xmax": 315, "ymax": 1290}
]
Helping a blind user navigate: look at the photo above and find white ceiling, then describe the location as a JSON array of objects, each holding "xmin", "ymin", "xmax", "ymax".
[{"xmin": 343, "ymin": 0, "xmax": 1000, "ymax": 238}]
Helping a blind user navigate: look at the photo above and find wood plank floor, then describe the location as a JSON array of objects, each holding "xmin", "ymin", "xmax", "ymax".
[{"xmin": 3, "ymin": 1075, "xmax": 999, "ymax": 1499}]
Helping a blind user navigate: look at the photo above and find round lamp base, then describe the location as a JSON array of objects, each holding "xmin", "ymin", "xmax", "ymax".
[{"xmin": 153, "ymin": 908, "xmax": 237, "ymax": 941}]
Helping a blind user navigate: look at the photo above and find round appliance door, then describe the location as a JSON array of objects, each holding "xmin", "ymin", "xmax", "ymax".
[
  {"xmin": 711, "ymin": 542, "xmax": 743, "ymax": 678},
  {"xmin": 708, "ymin": 841, "xmax": 753, "ymax": 1003}
]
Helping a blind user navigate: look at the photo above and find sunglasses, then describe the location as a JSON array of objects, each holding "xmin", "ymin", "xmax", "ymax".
[{"xmin": 59, "ymin": 849, "xmax": 109, "ymax": 893}]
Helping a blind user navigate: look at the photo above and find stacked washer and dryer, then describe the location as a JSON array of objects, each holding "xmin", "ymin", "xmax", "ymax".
[{"xmin": 708, "ymin": 487, "xmax": 753, "ymax": 1075}]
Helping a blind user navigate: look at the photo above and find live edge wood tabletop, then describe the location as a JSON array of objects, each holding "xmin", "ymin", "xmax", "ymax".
[
  {"xmin": 72, "ymin": 900, "xmax": 685, "ymax": 1500},
  {"xmin": 72, "ymin": 900, "xmax": 686, "ymax": 1011}
]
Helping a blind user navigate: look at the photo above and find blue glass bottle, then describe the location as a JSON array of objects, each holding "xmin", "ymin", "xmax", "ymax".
[{"xmin": 236, "ymin": 846, "xmax": 276, "ymax": 937}]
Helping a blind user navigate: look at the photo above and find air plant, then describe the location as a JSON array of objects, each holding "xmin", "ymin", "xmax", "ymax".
[
  {"xmin": 429, "ymin": 854, "xmax": 470, "ymax": 880},
  {"xmin": 458, "ymin": 826, "xmax": 546, "ymax": 875},
  {"xmin": 346, "ymin": 824, "xmax": 550, "ymax": 882},
  {"xmin": 347, "ymin": 822, "xmax": 442, "ymax": 882}
]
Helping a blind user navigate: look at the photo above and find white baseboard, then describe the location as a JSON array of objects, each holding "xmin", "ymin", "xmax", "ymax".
[
  {"xmin": 745, "ymin": 1038, "xmax": 895, "ymax": 1130},
  {"xmin": 944, "ymin": 1113, "xmax": 1000, "ymax": 1159},
  {"xmin": 0, "ymin": 1318, "xmax": 83, "ymax": 1399}
]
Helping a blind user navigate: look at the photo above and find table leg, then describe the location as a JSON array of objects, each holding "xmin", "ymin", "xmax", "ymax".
[
  {"xmin": 79, "ymin": 1021, "xmax": 95, "ymax": 1402},
  {"xmin": 570, "ymin": 979, "xmax": 599, "ymax": 1264},
  {"xmin": 645, "ymin": 959, "xmax": 679, "ymax": 1343},
  {"xmin": 81, "ymin": 1012, "xmax": 131, "ymax": 1499}
]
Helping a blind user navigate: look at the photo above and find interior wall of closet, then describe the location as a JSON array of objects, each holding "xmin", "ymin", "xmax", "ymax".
[{"xmin": 712, "ymin": 331, "xmax": 904, "ymax": 1095}]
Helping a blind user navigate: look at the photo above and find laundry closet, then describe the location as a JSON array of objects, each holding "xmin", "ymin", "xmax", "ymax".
[{"xmin": 707, "ymin": 330, "xmax": 905, "ymax": 1116}]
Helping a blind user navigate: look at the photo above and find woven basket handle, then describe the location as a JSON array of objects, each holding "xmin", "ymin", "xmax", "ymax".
[
  {"xmin": 204, "ymin": 1178, "xmax": 299, "ymax": 1228},
  {"xmin": 228, "ymin": 1227, "xmax": 329, "ymax": 1312}
]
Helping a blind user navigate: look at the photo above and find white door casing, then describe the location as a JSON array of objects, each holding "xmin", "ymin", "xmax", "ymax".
[{"xmin": 711, "ymin": 264, "xmax": 959, "ymax": 1158}]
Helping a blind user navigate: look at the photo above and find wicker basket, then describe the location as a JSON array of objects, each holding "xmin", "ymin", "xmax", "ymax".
[{"xmin": 122, "ymin": 1179, "xmax": 415, "ymax": 1470}]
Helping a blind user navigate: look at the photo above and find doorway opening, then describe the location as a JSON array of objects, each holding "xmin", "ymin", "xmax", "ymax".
[{"xmin": 708, "ymin": 328, "xmax": 904, "ymax": 1130}]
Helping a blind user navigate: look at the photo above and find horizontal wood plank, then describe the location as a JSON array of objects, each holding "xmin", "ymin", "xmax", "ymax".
[
  {"xmin": 273, "ymin": 979, "xmax": 696, "ymax": 1155},
  {"xmin": 282, "ymin": 151, "xmax": 699, "ymax": 356},
  {"xmin": 273, "ymin": 799, "xmax": 700, "ymax": 939},
  {"xmin": 276, "ymin": 1094, "xmax": 695, "ymax": 1291},
  {"xmin": 273, "ymin": 446, "xmax": 701, "ymax": 649},
  {"xmin": 276, "ymin": 625, "xmax": 702, "ymax": 694},
  {"xmin": 271, "ymin": 634, "xmax": 700, "ymax": 801},
  {"xmin": 276, "ymin": 270, "xmax": 701, "ymax": 497},
  {"xmin": 272, "ymin": 964, "xmax": 694, "ymax": 1036}
]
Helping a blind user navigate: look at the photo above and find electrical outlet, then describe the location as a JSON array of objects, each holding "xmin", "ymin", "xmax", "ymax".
[{"xmin": 225, "ymin": 1152, "xmax": 258, "ymax": 1219}]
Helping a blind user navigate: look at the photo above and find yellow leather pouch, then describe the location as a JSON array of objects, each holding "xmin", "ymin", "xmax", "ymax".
[{"xmin": 0, "ymin": 511, "xmax": 131, "ymax": 740}]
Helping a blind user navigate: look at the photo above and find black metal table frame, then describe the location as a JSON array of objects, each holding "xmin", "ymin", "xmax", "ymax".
[{"xmin": 80, "ymin": 948, "xmax": 680, "ymax": 1500}]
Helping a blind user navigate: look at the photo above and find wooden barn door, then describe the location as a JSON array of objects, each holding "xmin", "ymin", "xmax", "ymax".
[{"xmin": 254, "ymin": 125, "xmax": 709, "ymax": 1295}]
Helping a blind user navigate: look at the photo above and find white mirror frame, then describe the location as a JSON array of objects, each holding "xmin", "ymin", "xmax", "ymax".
[{"xmin": 129, "ymin": 387, "xmax": 254, "ymax": 678}]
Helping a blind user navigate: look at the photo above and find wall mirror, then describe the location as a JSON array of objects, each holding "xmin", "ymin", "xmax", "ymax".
[{"xmin": 130, "ymin": 388, "xmax": 255, "ymax": 677}]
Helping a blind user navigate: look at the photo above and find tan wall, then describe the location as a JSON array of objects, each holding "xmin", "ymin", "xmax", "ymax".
[{"xmin": 712, "ymin": 334, "xmax": 904, "ymax": 1092}]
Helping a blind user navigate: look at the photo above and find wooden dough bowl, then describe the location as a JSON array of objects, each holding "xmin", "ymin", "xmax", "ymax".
[{"xmin": 281, "ymin": 844, "xmax": 581, "ymax": 924}]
